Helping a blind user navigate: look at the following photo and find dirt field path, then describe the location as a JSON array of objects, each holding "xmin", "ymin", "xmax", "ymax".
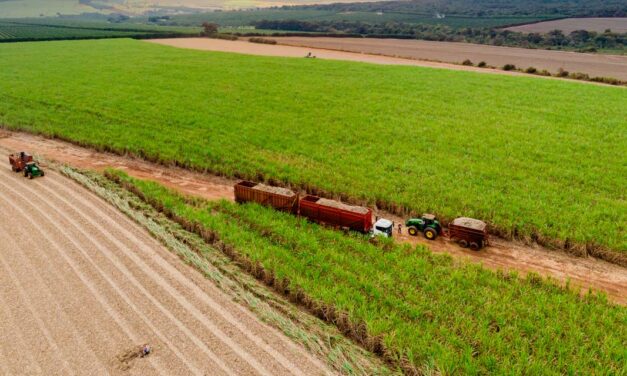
[
  {"xmin": 0, "ymin": 162, "xmax": 333, "ymax": 374},
  {"xmin": 1, "ymin": 130, "xmax": 625, "ymax": 305}
]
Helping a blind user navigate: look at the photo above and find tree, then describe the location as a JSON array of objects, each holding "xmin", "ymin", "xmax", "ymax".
[{"xmin": 202, "ymin": 22, "xmax": 219, "ymax": 35}]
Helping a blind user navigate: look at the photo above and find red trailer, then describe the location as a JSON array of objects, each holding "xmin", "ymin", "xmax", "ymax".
[
  {"xmin": 9, "ymin": 152, "xmax": 33, "ymax": 172},
  {"xmin": 298, "ymin": 195, "xmax": 373, "ymax": 233},
  {"xmin": 448, "ymin": 217, "xmax": 489, "ymax": 250},
  {"xmin": 234, "ymin": 181, "xmax": 298, "ymax": 213}
]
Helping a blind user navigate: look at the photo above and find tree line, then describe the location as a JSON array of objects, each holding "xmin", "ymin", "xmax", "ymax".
[{"xmin": 252, "ymin": 20, "xmax": 626, "ymax": 52}]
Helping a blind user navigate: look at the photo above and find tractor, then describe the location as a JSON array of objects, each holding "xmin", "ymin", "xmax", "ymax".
[
  {"xmin": 23, "ymin": 161, "xmax": 44, "ymax": 179},
  {"xmin": 405, "ymin": 214, "xmax": 442, "ymax": 240}
]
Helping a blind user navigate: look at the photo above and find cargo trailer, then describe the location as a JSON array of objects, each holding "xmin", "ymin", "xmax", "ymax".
[
  {"xmin": 298, "ymin": 195, "xmax": 373, "ymax": 233},
  {"xmin": 234, "ymin": 181, "xmax": 298, "ymax": 213},
  {"xmin": 448, "ymin": 217, "xmax": 489, "ymax": 250}
]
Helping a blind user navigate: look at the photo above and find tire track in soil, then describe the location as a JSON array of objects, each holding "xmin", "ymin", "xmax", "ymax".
[
  {"xmin": 0, "ymin": 205, "xmax": 165, "ymax": 376},
  {"xmin": 0, "ymin": 226, "xmax": 110, "ymax": 375},
  {"xmin": 0, "ymin": 242, "xmax": 76, "ymax": 376},
  {"xmin": 1, "ymin": 131, "xmax": 624, "ymax": 304},
  {"xmin": 0, "ymin": 167, "xmax": 333, "ymax": 375},
  {"xmin": 0, "ymin": 176, "xmax": 210, "ymax": 376},
  {"xmin": 13, "ymin": 178, "xmax": 259, "ymax": 376},
  {"xmin": 0, "ymin": 292, "xmax": 43, "ymax": 375},
  {"xmin": 42, "ymin": 175, "xmax": 327, "ymax": 375}
]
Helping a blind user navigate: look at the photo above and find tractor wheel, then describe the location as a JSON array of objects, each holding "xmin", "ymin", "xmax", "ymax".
[
  {"xmin": 423, "ymin": 228, "xmax": 438, "ymax": 240},
  {"xmin": 470, "ymin": 242, "xmax": 480, "ymax": 250},
  {"xmin": 459, "ymin": 239, "xmax": 469, "ymax": 248},
  {"xmin": 41, "ymin": 171, "xmax": 45, "ymax": 177},
  {"xmin": 24, "ymin": 170, "xmax": 28, "ymax": 177},
  {"xmin": 407, "ymin": 226, "xmax": 419, "ymax": 236},
  {"xmin": 28, "ymin": 172, "xmax": 33, "ymax": 180}
]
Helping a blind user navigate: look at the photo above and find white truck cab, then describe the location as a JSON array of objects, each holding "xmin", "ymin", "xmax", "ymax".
[{"xmin": 372, "ymin": 218, "xmax": 393, "ymax": 238}]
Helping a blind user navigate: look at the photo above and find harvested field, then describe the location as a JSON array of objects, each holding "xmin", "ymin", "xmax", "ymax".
[
  {"xmin": 1, "ymin": 130, "xmax": 625, "ymax": 305},
  {"xmin": 506, "ymin": 17, "xmax": 627, "ymax": 34},
  {"xmin": 0, "ymin": 164, "xmax": 332, "ymax": 375},
  {"xmin": 269, "ymin": 37, "xmax": 627, "ymax": 80}
]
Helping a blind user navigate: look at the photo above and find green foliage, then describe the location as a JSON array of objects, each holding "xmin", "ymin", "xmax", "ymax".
[
  {"xmin": 0, "ymin": 39, "xmax": 625, "ymax": 254},
  {"xmin": 110, "ymin": 170, "xmax": 627, "ymax": 375},
  {"xmin": 0, "ymin": 19, "xmax": 200, "ymax": 42}
]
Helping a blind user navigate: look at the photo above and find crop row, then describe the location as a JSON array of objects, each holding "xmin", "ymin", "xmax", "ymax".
[
  {"xmin": 106, "ymin": 169, "xmax": 626, "ymax": 375},
  {"xmin": 0, "ymin": 39, "xmax": 624, "ymax": 259}
]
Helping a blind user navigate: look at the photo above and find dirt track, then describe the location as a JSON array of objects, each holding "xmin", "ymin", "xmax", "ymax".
[
  {"xmin": 1, "ymin": 130, "xmax": 625, "ymax": 305},
  {"xmin": 0, "ymin": 162, "xmax": 332, "ymax": 374}
]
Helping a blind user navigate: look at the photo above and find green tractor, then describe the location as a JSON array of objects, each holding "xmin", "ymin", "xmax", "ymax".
[
  {"xmin": 23, "ymin": 161, "xmax": 44, "ymax": 179},
  {"xmin": 405, "ymin": 214, "xmax": 442, "ymax": 240}
]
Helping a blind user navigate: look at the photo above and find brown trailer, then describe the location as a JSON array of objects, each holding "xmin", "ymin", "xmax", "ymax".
[
  {"xmin": 234, "ymin": 181, "xmax": 298, "ymax": 213},
  {"xmin": 9, "ymin": 152, "xmax": 33, "ymax": 172},
  {"xmin": 448, "ymin": 217, "xmax": 489, "ymax": 250},
  {"xmin": 298, "ymin": 195, "xmax": 373, "ymax": 233}
]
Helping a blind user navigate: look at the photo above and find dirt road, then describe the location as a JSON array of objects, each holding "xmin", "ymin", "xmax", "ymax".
[
  {"xmin": 0, "ymin": 163, "xmax": 332, "ymax": 374},
  {"xmin": 270, "ymin": 37, "xmax": 627, "ymax": 81},
  {"xmin": 1, "ymin": 130, "xmax": 625, "ymax": 305}
]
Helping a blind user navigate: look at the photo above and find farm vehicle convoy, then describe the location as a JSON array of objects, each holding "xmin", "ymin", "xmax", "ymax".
[
  {"xmin": 235, "ymin": 180, "xmax": 489, "ymax": 249},
  {"xmin": 5, "ymin": 151, "xmax": 486, "ymax": 249}
]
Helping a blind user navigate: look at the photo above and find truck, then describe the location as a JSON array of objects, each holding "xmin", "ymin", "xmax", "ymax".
[
  {"xmin": 448, "ymin": 217, "xmax": 488, "ymax": 250},
  {"xmin": 298, "ymin": 195, "xmax": 373, "ymax": 233},
  {"xmin": 234, "ymin": 180, "xmax": 298, "ymax": 213},
  {"xmin": 9, "ymin": 151, "xmax": 33, "ymax": 172}
]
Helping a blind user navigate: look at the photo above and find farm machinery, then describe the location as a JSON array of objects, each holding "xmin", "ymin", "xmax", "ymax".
[
  {"xmin": 406, "ymin": 214, "xmax": 488, "ymax": 250},
  {"xmin": 234, "ymin": 180, "xmax": 489, "ymax": 248},
  {"xmin": 9, "ymin": 152, "xmax": 44, "ymax": 179}
]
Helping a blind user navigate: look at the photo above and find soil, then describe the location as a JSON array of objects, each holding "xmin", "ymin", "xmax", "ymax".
[
  {"xmin": 505, "ymin": 17, "xmax": 627, "ymax": 34},
  {"xmin": 0, "ymin": 130, "xmax": 625, "ymax": 305},
  {"xmin": 267, "ymin": 37, "xmax": 627, "ymax": 81},
  {"xmin": 0, "ymin": 160, "xmax": 333, "ymax": 375}
]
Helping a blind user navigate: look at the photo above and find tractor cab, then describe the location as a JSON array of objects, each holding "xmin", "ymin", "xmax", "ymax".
[
  {"xmin": 372, "ymin": 218, "xmax": 393, "ymax": 238},
  {"xmin": 23, "ymin": 162, "xmax": 44, "ymax": 179},
  {"xmin": 405, "ymin": 214, "xmax": 442, "ymax": 240}
]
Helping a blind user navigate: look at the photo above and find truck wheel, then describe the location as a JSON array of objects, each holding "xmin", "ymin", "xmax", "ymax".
[
  {"xmin": 423, "ymin": 228, "xmax": 437, "ymax": 240},
  {"xmin": 470, "ymin": 242, "xmax": 480, "ymax": 250},
  {"xmin": 459, "ymin": 239, "xmax": 469, "ymax": 248},
  {"xmin": 407, "ymin": 226, "xmax": 419, "ymax": 236}
]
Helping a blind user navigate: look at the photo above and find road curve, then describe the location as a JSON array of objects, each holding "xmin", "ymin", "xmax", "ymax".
[{"xmin": 0, "ymin": 166, "xmax": 332, "ymax": 375}]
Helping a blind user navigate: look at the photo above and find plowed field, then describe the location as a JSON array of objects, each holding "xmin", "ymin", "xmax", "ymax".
[{"xmin": 0, "ymin": 165, "xmax": 331, "ymax": 375}]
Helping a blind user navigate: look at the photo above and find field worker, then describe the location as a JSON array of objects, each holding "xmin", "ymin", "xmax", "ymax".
[
  {"xmin": 398, "ymin": 223, "xmax": 402, "ymax": 234},
  {"xmin": 141, "ymin": 344, "xmax": 151, "ymax": 357}
]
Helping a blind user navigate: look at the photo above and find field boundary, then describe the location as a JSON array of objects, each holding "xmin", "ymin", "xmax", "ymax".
[{"xmin": 2, "ymin": 126, "xmax": 625, "ymax": 268}]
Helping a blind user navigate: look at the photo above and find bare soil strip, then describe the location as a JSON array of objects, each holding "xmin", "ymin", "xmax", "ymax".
[
  {"xmin": 505, "ymin": 17, "xmax": 627, "ymax": 34},
  {"xmin": 0, "ymin": 165, "xmax": 334, "ymax": 375},
  {"xmin": 268, "ymin": 37, "xmax": 627, "ymax": 81},
  {"xmin": 1, "ymin": 130, "xmax": 624, "ymax": 305}
]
